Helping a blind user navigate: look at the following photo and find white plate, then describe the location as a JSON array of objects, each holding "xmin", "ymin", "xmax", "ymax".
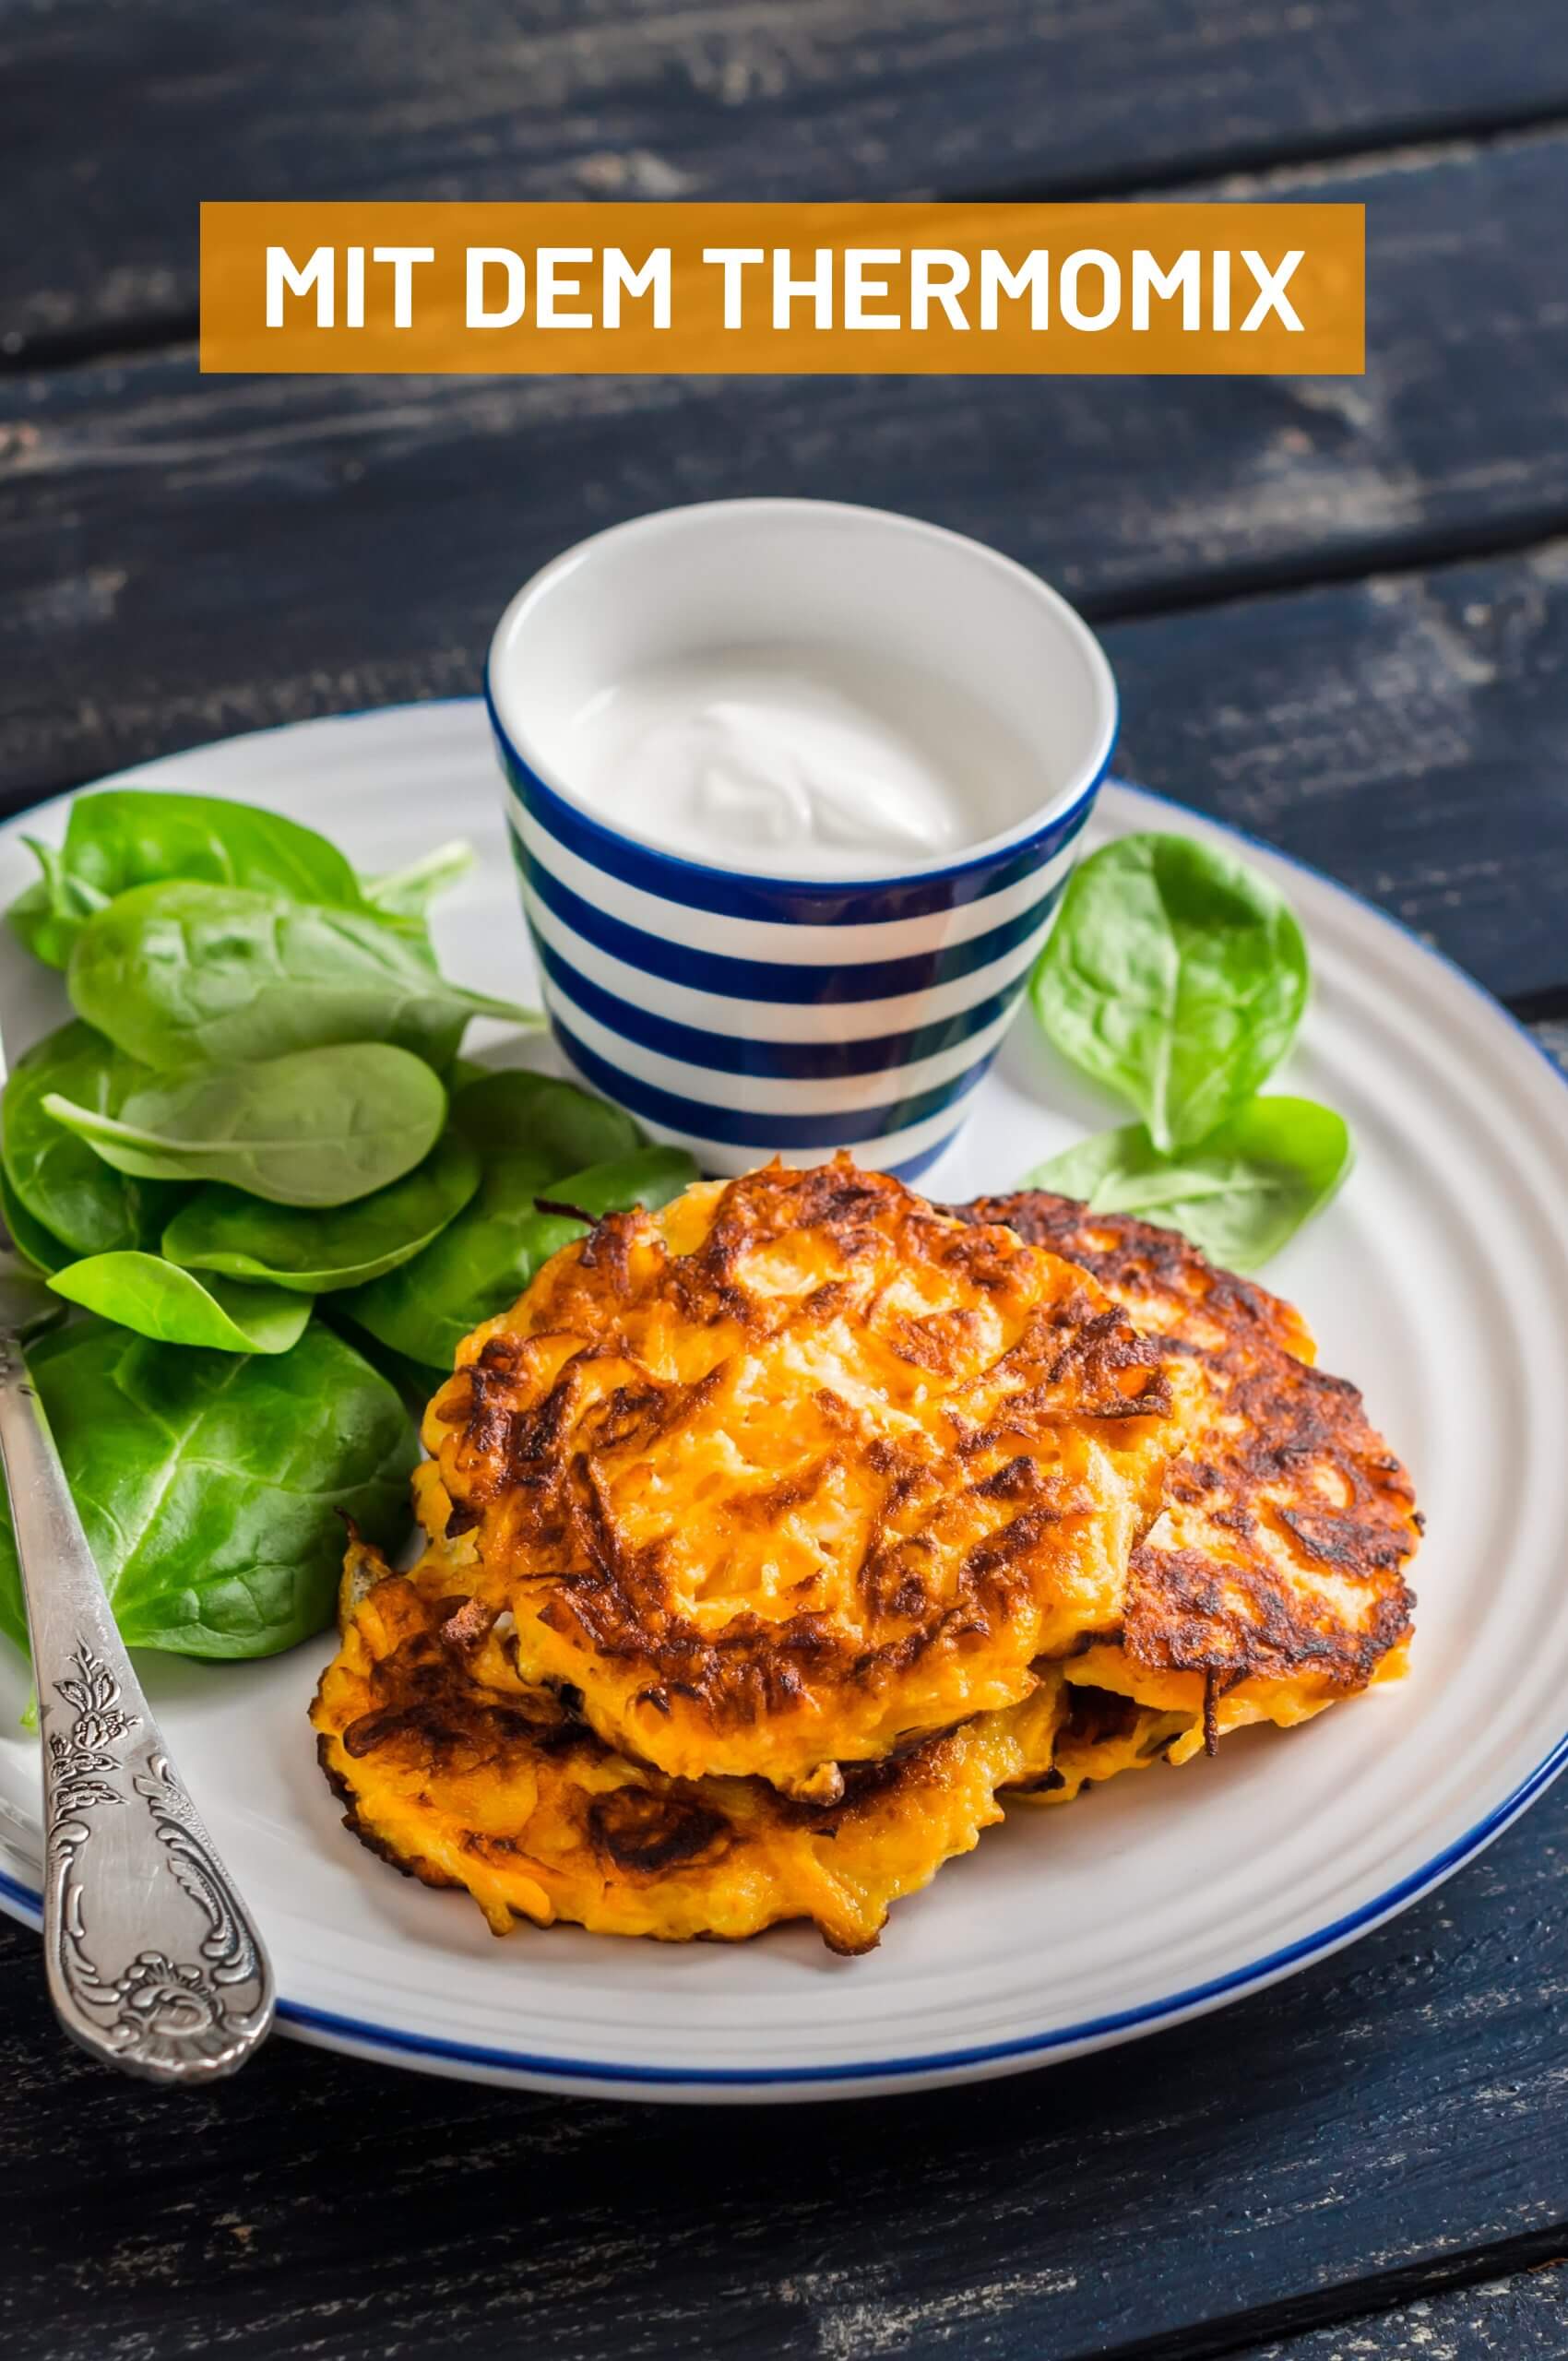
[{"xmin": 0, "ymin": 699, "xmax": 1564, "ymax": 2105}]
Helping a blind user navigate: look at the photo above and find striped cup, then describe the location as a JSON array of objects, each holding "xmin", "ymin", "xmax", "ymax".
[{"xmin": 487, "ymin": 499, "xmax": 1117, "ymax": 1180}]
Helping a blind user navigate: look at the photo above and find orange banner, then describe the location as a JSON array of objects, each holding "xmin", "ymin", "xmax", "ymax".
[{"xmin": 200, "ymin": 201, "xmax": 1363, "ymax": 375}]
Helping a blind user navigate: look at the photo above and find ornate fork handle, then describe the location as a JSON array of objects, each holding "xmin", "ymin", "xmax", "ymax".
[{"xmin": 0, "ymin": 1329, "xmax": 275, "ymax": 2081}]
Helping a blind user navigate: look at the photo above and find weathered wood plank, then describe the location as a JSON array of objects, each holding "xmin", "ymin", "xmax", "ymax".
[
  {"xmin": 1, "ymin": 1698, "xmax": 1566, "ymax": 2361},
  {"xmin": 1108, "ymin": 550, "xmax": 1568, "ymax": 1008},
  {"xmin": 1246, "ymin": 2266, "xmax": 1568, "ymax": 2361},
  {"xmin": 10, "ymin": 125, "xmax": 1568, "ymax": 636},
  {"xmin": 7, "ymin": 0, "xmax": 1568, "ymax": 354},
  {"xmin": 1242, "ymin": 2260, "xmax": 1568, "ymax": 2360}
]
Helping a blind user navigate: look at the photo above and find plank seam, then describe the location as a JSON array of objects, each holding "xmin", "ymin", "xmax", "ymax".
[
  {"xmin": 0, "ymin": 307, "xmax": 200, "ymax": 378},
  {"xmin": 949, "ymin": 90, "xmax": 1568, "ymax": 207},
  {"xmin": 1076, "ymin": 2222, "xmax": 1568, "ymax": 2361},
  {"xmin": 1085, "ymin": 513, "xmax": 1568, "ymax": 628},
  {"xmin": 7, "ymin": 97, "xmax": 1568, "ymax": 378},
  {"xmin": 1508, "ymin": 984, "xmax": 1568, "ymax": 1026}
]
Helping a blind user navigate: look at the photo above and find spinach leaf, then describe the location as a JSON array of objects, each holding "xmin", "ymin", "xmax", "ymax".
[
  {"xmin": 8, "ymin": 790, "xmax": 364, "ymax": 970},
  {"xmin": 7, "ymin": 879, "xmax": 65, "ymax": 969},
  {"xmin": 1031, "ymin": 834, "xmax": 1309, "ymax": 1153},
  {"xmin": 343, "ymin": 1143, "xmax": 696, "ymax": 1370},
  {"xmin": 0, "ymin": 1318, "xmax": 415, "ymax": 1659},
  {"xmin": 1, "ymin": 1020, "xmax": 185, "ymax": 1257},
  {"xmin": 49, "ymin": 1253, "xmax": 313, "ymax": 1354},
  {"xmin": 8, "ymin": 840, "xmax": 110, "ymax": 967},
  {"xmin": 1024, "ymin": 1096, "xmax": 1353, "ymax": 1271},
  {"xmin": 360, "ymin": 840, "xmax": 475, "ymax": 919},
  {"xmin": 42, "ymin": 1041, "xmax": 446, "ymax": 1208},
  {"xmin": 315, "ymin": 1299, "xmax": 448, "ymax": 1414},
  {"xmin": 67, "ymin": 880, "xmax": 538, "ymax": 1071},
  {"xmin": 450, "ymin": 1067, "xmax": 642, "ymax": 1165},
  {"xmin": 161, "ymin": 1130, "xmax": 481, "ymax": 1292},
  {"xmin": 0, "ymin": 1163, "xmax": 70, "ymax": 1274}
]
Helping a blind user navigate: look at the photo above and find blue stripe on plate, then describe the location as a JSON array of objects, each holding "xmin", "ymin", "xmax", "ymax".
[
  {"xmin": 5, "ymin": 737, "xmax": 1567, "ymax": 2098},
  {"xmin": 489, "ymin": 685, "xmax": 1102, "ymax": 925},
  {"xmin": 9, "ymin": 1717, "xmax": 1568, "ymax": 2086},
  {"xmin": 552, "ymin": 1014, "xmax": 994, "ymax": 1148},
  {"xmin": 514, "ymin": 836, "xmax": 1067, "ymax": 1006},
  {"xmin": 530, "ymin": 930, "xmax": 1029, "ymax": 1080}
]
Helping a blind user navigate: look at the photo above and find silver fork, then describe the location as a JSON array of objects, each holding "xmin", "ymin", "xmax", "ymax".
[{"xmin": 0, "ymin": 1259, "xmax": 275, "ymax": 2082}]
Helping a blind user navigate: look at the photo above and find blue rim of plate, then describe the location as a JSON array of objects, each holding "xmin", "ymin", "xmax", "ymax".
[{"xmin": 0, "ymin": 716, "xmax": 1564, "ymax": 2093}]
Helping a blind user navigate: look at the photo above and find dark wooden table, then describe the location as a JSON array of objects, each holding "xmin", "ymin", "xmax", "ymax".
[{"xmin": 5, "ymin": 6, "xmax": 1568, "ymax": 2355}]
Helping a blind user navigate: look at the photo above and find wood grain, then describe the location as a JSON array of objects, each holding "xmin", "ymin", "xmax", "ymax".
[
  {"xmin": 6, "ymin": 6, "xmax": 1568, "ymax": 2353},
  {"xmin": 8, "ymin": 0, "xmax": 1568, "ymax": 354},
  {"xmin": 11, "ymin": 125, "xmax": 1568, "ymax": 617},
  {"xmin": 1244, "ymin": 2261, "xmax": 1568, "ymax": 2359},
  {"xmin": 1, "ymin": 1667, "xmax": 1565, "ymax": 2361}
]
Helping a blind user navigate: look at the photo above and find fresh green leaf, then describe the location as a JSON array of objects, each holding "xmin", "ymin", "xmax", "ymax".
[
  {"xmin": 67, "ymin": 880, "xmax": 539, "ymax": 1071},
  {"xmin": 59, "ymin": 789, "xmax": 362, "ymax": 902},
  {"xmin": 1031, "ymin": 833, "xmax": 1310, "ymax": 1153},
  {"xmin": 161, "ymin": 1129, "xmax": 481, "ymax": 1292},
  {"xmin": 41, "ymin": 1042, "xmax": 446, "ymax": 1208},
  {"xmin": 7, "ymin": 879, "xmax": 67, "ymax": 969},
  {"xmin": 449, "ymin": 1067, "xmax": 643, "ymax": 1165},
  {"xmin": 8, "ymin": 789, "xmax": 365, "ymax": 969},
  {"xmin": 343, "ymin": 1143, "xmax": 697, "ymax": 1371},
  {"xmin": 48, "ymin": 1253, "xmax": 312, "ymax": 1354},
  {"xmin": 0, "ymin": 1163, "xmax": 70, "ymax": 1274},
  {"xmin": 1, "ymin": 1020, "xmax": 185, "ymax": 1257},
  {"xmin": 1023, "ymin": 1097, "xmax": 1354, "ymax": 1271},
  {"xmin": 7, "ymin": 839, "xmax": 110, "ymax": 967},
  {"xmin": 335, "ymin": 1146, "xmax": 559, "ymax": 1370},
  {"xmin": 315, "ymin": 1299, "xmax": 448, "ymax": 1414},
  {"xmin": 335, "ymin": 1069, "xmax": 645, "ymax": 1364},
  {"xmin": 0, "ymin": 1320, "xmax": 416, "ymax": 1660},
  {"xmin": 360, "ymin": 840, "xmax": 475, "ymax": 919}
]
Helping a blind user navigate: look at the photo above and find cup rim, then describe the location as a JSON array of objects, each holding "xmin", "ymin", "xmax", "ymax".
[{"xmin": 485, "ymin": 495, "xmax": 1118, "ymax": 896}]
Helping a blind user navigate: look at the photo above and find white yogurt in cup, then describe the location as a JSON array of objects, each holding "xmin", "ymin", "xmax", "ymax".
[
  {"xmin": 486, "ymin": 498, "xmax": 1117, "ymax": 1180},
  {"xmin": 562, "ymin": 643, "xmax": 1045, "ymax": 878}
]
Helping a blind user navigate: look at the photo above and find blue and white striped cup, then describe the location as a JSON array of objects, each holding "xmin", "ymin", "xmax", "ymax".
[{"xmin": 487, "ymin": 499, "xmax": 1117, "ymax": 1180}]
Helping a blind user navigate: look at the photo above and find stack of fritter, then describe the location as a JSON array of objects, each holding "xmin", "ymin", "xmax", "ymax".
[{"xmin": 313, "ymin": 1158, "xmax": 1420, "ymax": 1952}]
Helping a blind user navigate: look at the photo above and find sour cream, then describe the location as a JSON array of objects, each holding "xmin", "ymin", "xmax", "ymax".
[{"xmin": 558, "ymin": 644, "xmax": 1043, "ymax": 879}]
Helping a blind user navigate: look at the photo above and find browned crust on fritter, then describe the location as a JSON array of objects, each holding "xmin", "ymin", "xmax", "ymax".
[
  {"xmin": 426, "ymin": 1158, "xmax": 1172, "ymax": 1778},
  {"xmin": 956, "ymin": 1191, "xmax": 1314, "ymax": 1361},
  {"xmin": 310, "ymin": 1557, "xmax": 1068, "ymax": 1951},
  {"xmin": 316, "ymin": 1731, "xmax": 462, "ymax": 1894},
  {"xmin": 952, "ymin": 1191, "xmax": 1420, "ymax": 1693},
  {"xmin": 320, "ymin": 1576, "xmax": 956, "ymax": 1851}
]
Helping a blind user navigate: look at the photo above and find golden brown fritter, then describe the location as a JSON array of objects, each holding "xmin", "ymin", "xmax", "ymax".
[
  {"xmin": 313, "ymin": 1178, "xmax": 1421, "ymax": 1944},
  {"xmin": 1007, "ymin": 1682, "xmax": 1194, "ymax": 1807},
  {"xmin": 424, "ymin": 1159, "xmax": 1174, "ymax": 1799},
  {"xmin": 311, "ymin": 1503, "xmax": 1067, "ymax": 1953},
  {"xmin": 956, "ymin": 1191, "xmax": 1420, "ymax": 1756}
]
